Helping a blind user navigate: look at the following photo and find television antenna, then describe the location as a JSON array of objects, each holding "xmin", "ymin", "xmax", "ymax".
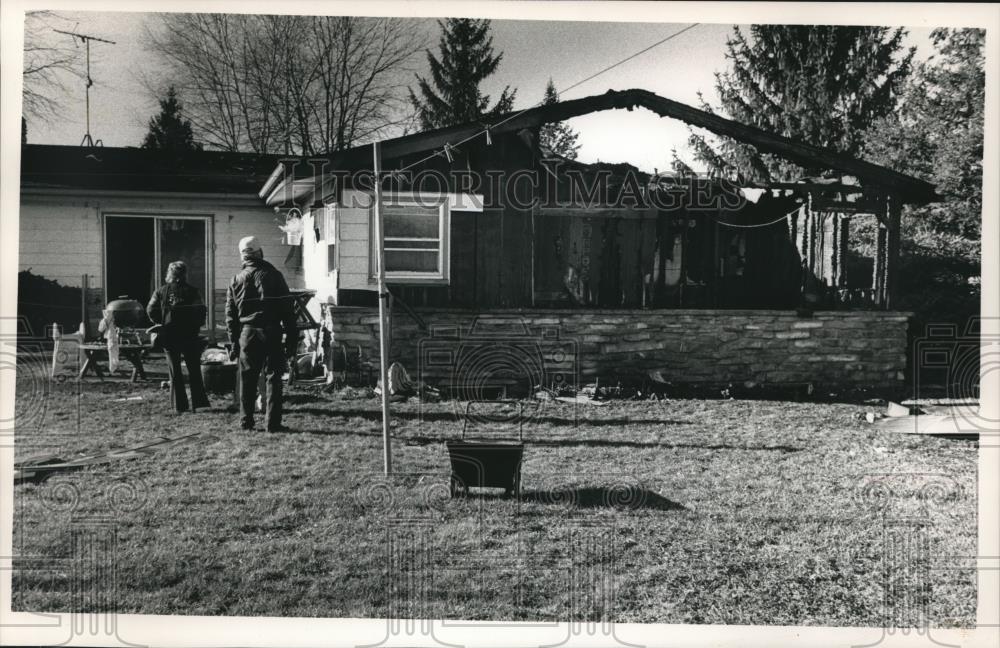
[{"xmin": 53, "ymin": 28, "xmax": 116, "ymax": 147}]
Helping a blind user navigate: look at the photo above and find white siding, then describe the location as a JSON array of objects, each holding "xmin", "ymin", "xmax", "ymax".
[
  {"xmin": 337, "ymin": 189, "xmax": 375, "ymax": 292},
  {"xmin": 18, "ymin": 201, "xmax": 103, "ymax": 286},
  {"xmin": 297, "ymin": 189, "xmax": 482, "ymax": 299},
  {"xmin": 214, "ymin": 204, "xmax": 304, "ymax": 289},
  {"xmin": 20, "ymin": 191, "xmax": 300, "ymax": 287},
  {"xmin": 19, "ymin": 190, "xmax": 302, "ymax": 337}
]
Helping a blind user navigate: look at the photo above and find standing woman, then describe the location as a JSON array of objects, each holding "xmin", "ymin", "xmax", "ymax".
[{"xmin": 147, "ymin": 261, "xmax": 210, "ymax": 413}]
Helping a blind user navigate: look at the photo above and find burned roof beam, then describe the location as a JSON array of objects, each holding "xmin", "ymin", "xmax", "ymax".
[
  {"xmin": 262, "ymin": 88, "xmax": 938, "ymax": 206},
  {"xmin": 628, "ymin": 90, "xmax": 937, "ymax": 203}
]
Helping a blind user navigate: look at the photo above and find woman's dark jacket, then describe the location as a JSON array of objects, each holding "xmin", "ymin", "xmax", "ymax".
[{"xmin": 147, "ymin": 281, "xmax": 207, "ymax": 347}]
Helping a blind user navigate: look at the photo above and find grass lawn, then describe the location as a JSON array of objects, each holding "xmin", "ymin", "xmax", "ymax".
[{"xmin": 11, "ymin": 363, "xmax": 977, "ymax": 626}]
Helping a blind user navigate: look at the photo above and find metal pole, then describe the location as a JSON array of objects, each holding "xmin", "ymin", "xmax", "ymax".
[
  {"xmin": 81, "ymin": 273, "xmax": 89, "ymax": 339},
  {"xmin": 84, "ymin": 39, "xmax": 91, "ymax": 144},
  {"xmin": 373, "ymin": 141, "xmax": 392, "ymax": 475}
]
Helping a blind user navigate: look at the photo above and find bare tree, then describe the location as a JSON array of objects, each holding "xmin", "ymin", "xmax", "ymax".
[
  {"xmin": 22, "ymin": 11, "xmax": 82, "ymax": 123},
  {"xmin": 144, "ymin": 13, "xmax": 424, "ymax": 154}
]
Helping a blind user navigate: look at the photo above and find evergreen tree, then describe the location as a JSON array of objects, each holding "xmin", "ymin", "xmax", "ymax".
[
  {"xmin": 864, "ymin": 28, "xmax": 984, "ymax": 242},
  {"xmin": 539, "ymin": 78, "xmax": 580, "ymax": 159},
  {"xmin": 860, "ymin": 28, "xmax": 984, "ymax": 332},
  {"xmin": 687, "ymin": 26, "xmax": 913, "ymax": 183},
  {"xmin": 409, "ymin": 18, "xmax": 516, "ymax": 130},
  {"xmin": 142, "ymin": 86, "xmax": 202, "ymax": 151}
]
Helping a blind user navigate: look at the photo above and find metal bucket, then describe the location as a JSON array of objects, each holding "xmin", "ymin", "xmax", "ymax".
[
  {"xmin": 201, "ymin": 362, "xmax": 237, "ymax": 394},
  {"xmin": 446, "ymin": 400, "xmax": 526, "ymax": 498},
  {"xmin": 446, "ymin": 441, "xmax": 524, "ymax": 498}
]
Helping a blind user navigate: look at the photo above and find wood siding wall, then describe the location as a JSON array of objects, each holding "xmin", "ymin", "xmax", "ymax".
[{"xmin": 322, "ymin": 133, "xmax": 856, "ymax": 311}]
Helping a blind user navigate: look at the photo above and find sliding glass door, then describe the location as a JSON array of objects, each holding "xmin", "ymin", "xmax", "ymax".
[{"xmin": 104, "ymin": 214, "xmax": 211, "ymax": 329}]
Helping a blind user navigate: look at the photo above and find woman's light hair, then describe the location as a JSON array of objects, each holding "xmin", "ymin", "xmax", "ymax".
[{"xmin": 166, "ymin": 260, "xmax": 187, "ymax": 283}]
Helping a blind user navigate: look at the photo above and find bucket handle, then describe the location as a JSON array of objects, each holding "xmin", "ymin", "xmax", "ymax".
[{"xmin": 462, "ymin": 400, "xmax": 523, "ymax": 441}]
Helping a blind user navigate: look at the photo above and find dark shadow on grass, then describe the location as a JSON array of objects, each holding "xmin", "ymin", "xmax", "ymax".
[
  {"xmin": 287, "ymin": 407, "xmax": 691, "ymax": 427},
  {"xmin": 525, "ymin": 439, "xmax": 801, "ymax": 452},
  {"xmin": 451, "ymin": 486, "xmax": 687, "ymax": 511},
  {"xmin": 522, "ymin": 486, "xmax": 687, "ymax": 511},
  {"xmin": 284, "ymin": 393, "xmax": 322, "ymax": 405},
  {"xmin": 270, "ymin": 425, "xmax": 800, "ymax": 452}
]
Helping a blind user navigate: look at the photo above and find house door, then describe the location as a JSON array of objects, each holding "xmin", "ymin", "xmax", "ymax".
[{"xmin": 104, "ymin": 215, "xmax": 211, "ymax": 328}]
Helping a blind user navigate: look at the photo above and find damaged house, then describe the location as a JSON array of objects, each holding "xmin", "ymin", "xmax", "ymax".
[
  {"xmin": 260, "ymin": 88, "xmax": 936, "ymax": 391},
  {"xmin": 18, "ymin": 88, "xmax": 936, "ymax": 392}
]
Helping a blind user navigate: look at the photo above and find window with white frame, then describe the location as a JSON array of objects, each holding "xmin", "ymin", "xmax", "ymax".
[{"xmin": 372, "ymin": 196, "xmax": 449, "ymax": 283}]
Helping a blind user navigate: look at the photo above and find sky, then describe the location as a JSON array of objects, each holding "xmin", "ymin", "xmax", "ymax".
[{"xmin": 23, "ymin": 11, "xmax": 936, "ymax": 174}]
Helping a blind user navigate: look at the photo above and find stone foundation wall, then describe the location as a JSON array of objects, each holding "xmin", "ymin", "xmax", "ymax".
[{"xmin": 325, "ymin": 307, "xmax": 911, "ymax": 389}]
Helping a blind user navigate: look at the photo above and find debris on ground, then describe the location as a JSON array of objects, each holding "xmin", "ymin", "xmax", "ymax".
[
  {"xmin": 555, "ymin": 394, "xmax": 608, "ymax": 406},
  {"xmin": 111, "ymin": 396, "xmax": 144, "ymax": 402},
  {"xmin": 533, "ymin": 381, "xmax": 613, "ymax": 404},
  {"xmin": 14, "ymin": 431, "xmax": 210, "ymax": 483},
  {"xmin": 295, "ymin": 353, "xmax": 319, "ymax": 378},
  {"xmin": 874, "ymin": 413, "xmax": 982, "ymax": 438},
  {"xmin": 327, "ymin": 385, "xmax": 375, "ymax": 401},
  {"xmin": 861, "ymin": 397, "xmax": 981, "ymax": 438},
  {"xmin": 901, "ymin": 397, "xmax": 979, "ymax": 407},
  {"xmin": 887, "ymin": 401, "xmax": 923, "ymax": 417},
  {"xmin": 373, "ymin": 362, "xmax": 441, "ymax": 402},
  {"xmin": 648, "ymin": 370, "xmax": 669, "ymax": 384}
]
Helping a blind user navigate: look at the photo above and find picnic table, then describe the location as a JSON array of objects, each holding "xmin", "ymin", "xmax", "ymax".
[
  {"xmin": 79, "ymin": 342, "xmax": 150, "ymax": 382},
  {"xmin": 288, "ymin": 289, "xmax": 320, "ymax": 384}
]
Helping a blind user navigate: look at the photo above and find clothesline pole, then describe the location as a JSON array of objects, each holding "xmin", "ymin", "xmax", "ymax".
[{"xmin": 373, "ymin": 141, "xmax": 393, "ymax": 475}]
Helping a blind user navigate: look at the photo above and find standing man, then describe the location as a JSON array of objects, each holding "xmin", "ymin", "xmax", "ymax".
[{"xmin": 226, "ymin": 236, "xmax": 298, "ymax": 431}]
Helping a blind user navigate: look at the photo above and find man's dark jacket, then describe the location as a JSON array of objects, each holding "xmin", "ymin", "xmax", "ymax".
[{"xmin": 225, "ymin": 258, "xmax": 297, "ymax": 354}]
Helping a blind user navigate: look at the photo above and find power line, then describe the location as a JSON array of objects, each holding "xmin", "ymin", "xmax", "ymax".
[
  {"xmin": 393, "ymin": 23, "xmax": 701, "ymax": 176},
  {"xmin": 559, "ymin": 23, "xmax": 700, "ymax": 98}
]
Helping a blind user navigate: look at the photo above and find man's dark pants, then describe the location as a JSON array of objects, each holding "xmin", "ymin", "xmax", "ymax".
[
  {"xmin": 165, "ymin": 339, "xmax": 210, "ymax": 413},
  {"xmin": 238, "ymin": 325, "xmax": 285, "ymax": 430}
]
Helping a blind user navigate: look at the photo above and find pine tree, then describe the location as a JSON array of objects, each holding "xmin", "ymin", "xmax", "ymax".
[
  {"xmin": 142, "ymin": 86, "xmax": 202, "ymax": 151},
  {"xmin": 539, "ymin": 79, "xmax": 580, "ymax": 159},
  {"xmin": 860, "ymin": 28, "xmax": 984, "ymax": 331},
  {"xmin": 687, "ymin": 26, "xmax": 913, "ymax": 183},
  {"xmin": 864, "ymin": 28, "xmax": 984, "ymax": 242},
  {"xmin": 409, "ymin": 18, "xmax": 516, "ymax": 130}
]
